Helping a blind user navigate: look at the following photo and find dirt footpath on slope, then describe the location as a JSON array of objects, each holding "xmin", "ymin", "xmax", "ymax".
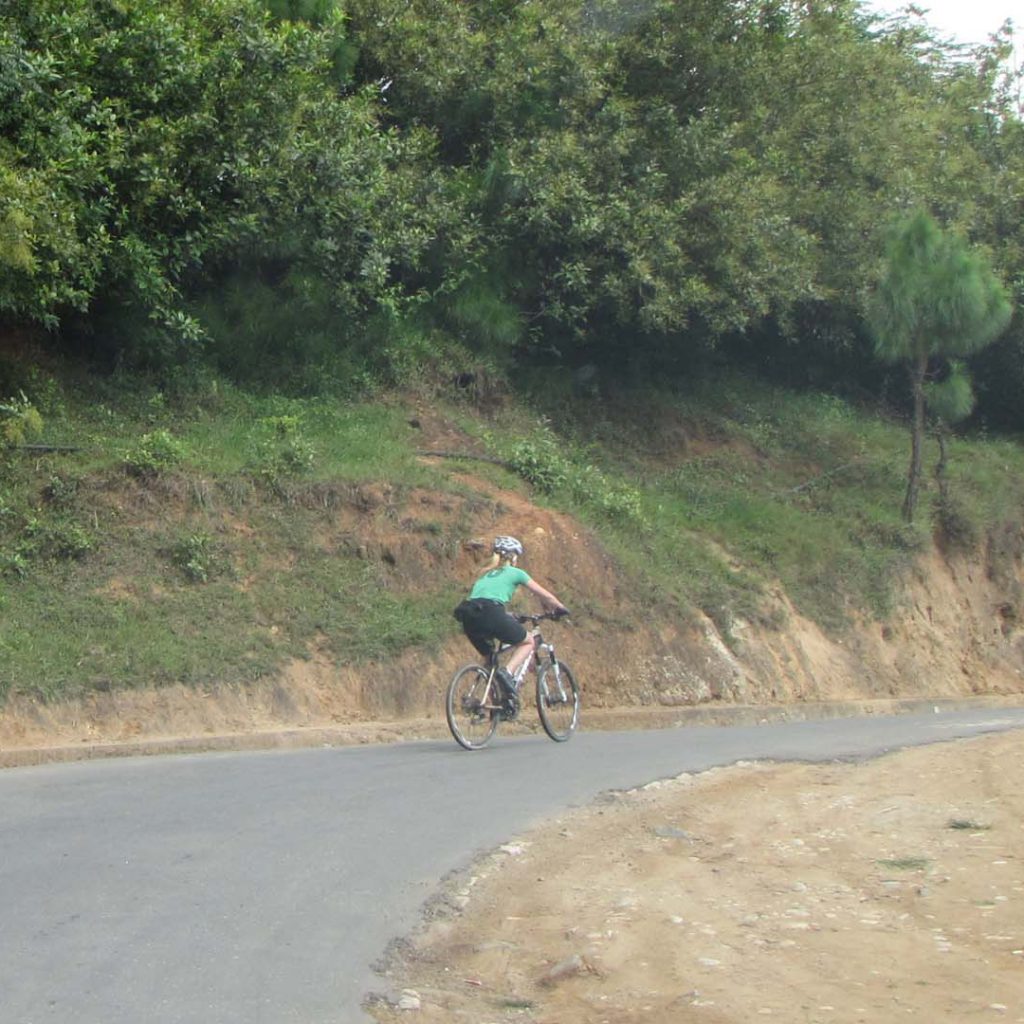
[{"xmin": 368, "ymin": 730, "xmax": 1024, "ymax": 1023}]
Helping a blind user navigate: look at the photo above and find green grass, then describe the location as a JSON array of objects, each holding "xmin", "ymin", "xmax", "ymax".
[
  {"xmin": 0, "ymin": 369, "xmax": 463, "ymax": 702},
  {"xmin": 650, "ymin": 449, "xmax": 920, "ymax": 627},
  {"xmin": 521, "ymin": 372, "xmax": 1024, "ymax": 632},
  {"xmin": 0, "ymin": 500, "xmax": 457, "ymax": 703},
  {"xmin": 0, "ymin": 578, "xmax": 285, "ymax": 702},
  {"xmin": 170, "ymin": 391, "xmax": 438, "ymax": 486}
]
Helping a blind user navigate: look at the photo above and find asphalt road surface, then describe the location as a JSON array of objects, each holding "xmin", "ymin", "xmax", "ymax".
[{"xmin": 3, "ymin": 707, "xmax": 1024, "ymax": 1024}]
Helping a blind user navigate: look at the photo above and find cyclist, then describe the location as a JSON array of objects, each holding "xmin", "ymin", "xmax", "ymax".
[{"xmin": 453, "ymin": 535, "xmax": 569, "ymax": 711}]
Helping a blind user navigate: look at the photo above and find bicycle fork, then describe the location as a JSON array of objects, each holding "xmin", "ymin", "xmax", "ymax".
[{"xmin": 536, "ymin": 641, "xmax": 568, "ymax": 704}]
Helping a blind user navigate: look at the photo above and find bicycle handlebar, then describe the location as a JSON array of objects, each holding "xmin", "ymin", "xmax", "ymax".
[{"xmin": 514, "ymin": 609, "xmax": 570, "ymax": 625}]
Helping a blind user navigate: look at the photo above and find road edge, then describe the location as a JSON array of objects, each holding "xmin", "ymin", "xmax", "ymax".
[{"xmin": 3, "ymin": 694, "xmax": 1022, "ymax": 768}]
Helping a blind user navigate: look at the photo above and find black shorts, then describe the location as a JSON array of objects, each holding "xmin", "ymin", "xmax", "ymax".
[{"xmin": 453, "ymin": 598, "xmax": 527, "ymax": 659}]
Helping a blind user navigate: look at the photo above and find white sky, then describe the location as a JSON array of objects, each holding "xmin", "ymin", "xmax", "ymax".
[{"xmin": 863, "ymin": 0, "xmax": 1020, "ymax": 49}]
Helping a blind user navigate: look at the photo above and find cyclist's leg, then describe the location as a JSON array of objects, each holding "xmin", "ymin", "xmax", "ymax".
[
  {"xmin": 463, "ymin": 625, "xmax": 494, "ymax": 661},
  {"xmin": 460, "ymin": 605, "xmax": 498, "ymax": 661},
  {"xmin": 504, "ymin": 633, "xmax": 535, "ymax": 679},
  {"xmin": 476, "ymin": 606, "xmax": 529, "ymax": 676}
]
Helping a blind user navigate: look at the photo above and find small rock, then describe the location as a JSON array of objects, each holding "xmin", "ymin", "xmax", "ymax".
[
  {"xmin": 654, "ymin": 826, "xmax": 696, "ymax": 840},
  {"xmin": 397, "ymin": 989, "xmax": 421, "ymax": 1011},
  {"xmin": 539, "ymin": 954, "xmax": 584, "ymax": 986}
]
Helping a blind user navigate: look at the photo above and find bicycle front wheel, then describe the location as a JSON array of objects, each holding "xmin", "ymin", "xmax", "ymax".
[
  {"xmin": 446, "ymin": 664, "xmax": 499, "ymax": 750},
  {"xmin": 536, "ymin": 660, "xmax": 579, "ymax": 742}
]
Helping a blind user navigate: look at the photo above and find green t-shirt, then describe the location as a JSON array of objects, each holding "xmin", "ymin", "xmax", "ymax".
[{"xmin": 468, "ymin": 565, "xmax": 531, "ymax": 604}]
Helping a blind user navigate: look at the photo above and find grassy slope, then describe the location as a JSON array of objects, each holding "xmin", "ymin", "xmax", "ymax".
[{"xmin": 2, "ymin": 365, "xmax": 1023, "ymax": 706}]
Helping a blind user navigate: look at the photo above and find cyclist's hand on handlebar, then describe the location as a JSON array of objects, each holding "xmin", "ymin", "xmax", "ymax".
[{"xmin": 514, "ymin": 609, "xmax": 569, "ymax": 624}]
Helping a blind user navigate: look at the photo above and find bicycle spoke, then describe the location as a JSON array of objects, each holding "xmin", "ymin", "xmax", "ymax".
[
  {"xmin": 446, "ymin": 665, "xmax": 499, "ymax": 750},
  {"xmin": 536, "ymin": 661, "xmax": 579, "ymax": 742}
]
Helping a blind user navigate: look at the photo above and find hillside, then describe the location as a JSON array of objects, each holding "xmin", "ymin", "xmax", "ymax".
[{"xmin": 2, "ymin": 356, "xmax": 1024, "ymax": 761}]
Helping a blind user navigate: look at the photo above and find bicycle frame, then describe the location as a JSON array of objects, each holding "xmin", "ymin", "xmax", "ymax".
[
  {"xmin": 494, "ymin": 627, "xmax": 572, "ymax": 710},
  {"xmin": 490, "ymin": 621, "xmax": 556, "ymax": 686}
]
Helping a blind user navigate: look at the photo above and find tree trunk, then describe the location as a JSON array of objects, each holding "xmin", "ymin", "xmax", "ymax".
[
  {"xmin": 934, "ymin": 425, "xmax": 949, "ymax": 506},
  {"xmin": 902, "ymin": 356, "xmax": 927, "ymax": 523}
]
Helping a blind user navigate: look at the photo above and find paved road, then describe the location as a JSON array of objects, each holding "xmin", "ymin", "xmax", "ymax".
[{"xmin": 3, "ymin": 707, "xmax": 1024, "ymax": 1023}]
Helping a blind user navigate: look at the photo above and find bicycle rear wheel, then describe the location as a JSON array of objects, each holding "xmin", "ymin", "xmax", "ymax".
[
  {"xmin": 446, "ymin": 664, "xmax": 499, "ymax": 750},
  {"xmin": 536, "ymin": 660, "xmax": 579, "ymax": 742}
]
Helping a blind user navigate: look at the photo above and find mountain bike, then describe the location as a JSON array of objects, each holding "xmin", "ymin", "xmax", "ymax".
[{"xmin": 445, "ymin": 610, "xmax": 580, "ymax": 750}]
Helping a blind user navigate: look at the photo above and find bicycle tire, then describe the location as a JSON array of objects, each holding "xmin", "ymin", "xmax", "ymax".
[
  {"xmin": 446, "ymin": 664, "xmax": 499, "ymax": 750},
  {"xmin": 536, "ymin": 660, "xmax": 579, "ymax": 742}
]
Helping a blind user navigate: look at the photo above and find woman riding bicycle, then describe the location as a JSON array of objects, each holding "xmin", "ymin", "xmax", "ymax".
[{"xmin": 454, "ymin": 535, "xmax": 569, "ymax": 697}]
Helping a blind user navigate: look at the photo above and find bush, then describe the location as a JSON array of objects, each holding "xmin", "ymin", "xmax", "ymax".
[
  {"xmin": 0, "ymin": 393, "xmax": 43, "ymax": 446},
  {"xmin": 124, "ymin": 430, "xmax": 188, "ymax": 477},
  {"xmin": 1, "ymin": 515, "xmax": 95, "ymax": 576},
  {"xmin": 507, "ymin": 428, "xmax": 645, "ymax": 526},
  {"xmin": 248, "ymin": 415, "xmax": 316, "ymax": 488},
  {"xmin": 171, "ymin": 532, "xmax": 227, "ymax": 583},
  {"xmin": 507, "ymin": 434, "xmax": 570, "ymax": 493},
  {"xmin": 42, "ymin": 474, "xmax": 80, "ymax": 509}
]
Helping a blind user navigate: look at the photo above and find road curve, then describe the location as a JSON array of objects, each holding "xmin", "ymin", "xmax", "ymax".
[{"xmin": 2, "ymin": 707, "xmax": 1023, "ymax": 1023}]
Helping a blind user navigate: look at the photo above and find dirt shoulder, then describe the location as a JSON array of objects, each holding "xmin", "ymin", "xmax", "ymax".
[
  {"xmin": 2, "ymin": 695, "xmax": 1019, "ymax": 769},
  {"xmin": 367, "ymin": 729, "xmax": 1024, "ymax": 1024}
]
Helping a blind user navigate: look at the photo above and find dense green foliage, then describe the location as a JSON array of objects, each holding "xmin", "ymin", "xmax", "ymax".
[{"xmin": 0, "ymin": 0, "xmax": 1021, "ymax": 417}]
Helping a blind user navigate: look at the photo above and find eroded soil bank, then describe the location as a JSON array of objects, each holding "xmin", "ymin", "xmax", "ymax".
[{"xmin": 3, "ymin": 511, "xmax": 1024, "ymax": 763}]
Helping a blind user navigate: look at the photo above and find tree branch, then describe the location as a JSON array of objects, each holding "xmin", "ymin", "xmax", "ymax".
[
  {"xmin": 416, "ymin": 449, "xmax": 514, "ymax": 470},
  {"xmin": 12, "ymin": 444, "xmax": 83, "ymax": 454}
]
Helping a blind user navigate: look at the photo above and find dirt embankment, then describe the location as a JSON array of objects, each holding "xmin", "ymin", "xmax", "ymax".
[
  {"xmin": 2, "ymin": 405, "xmax": 1024, "ymax": 758},
  {"xmin": 367, "ymin": 729, "xmax": 1024, "ymax": 1023},
  {"xmin": 3, "ymin": 482, "xmax": 1023, "ymax": 761}
]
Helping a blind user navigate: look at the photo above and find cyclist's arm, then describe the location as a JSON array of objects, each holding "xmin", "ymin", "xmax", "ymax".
[{"xmin": 524, "ymin": 578, "xmax": 568, "ymax": 614}]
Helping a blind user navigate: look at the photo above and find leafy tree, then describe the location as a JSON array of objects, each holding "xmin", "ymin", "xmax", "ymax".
[
  {"xmin": 3, "ymin": 0, "xmax": 1023, "ymax": 411},
  {"xmin": 963, "ymin": 51, "xmax": 1024, "ymax": 429},
  {"xmin": 344, "ymin": 0, "xmax": 1017, "ymax": 378},
  {"xmin": 867, "ymin": 211, "xmax": 1012, "ymax": 522},
  {"xmin": 0, "ymin": 0, "xmax": 441, "ymax": 376}
]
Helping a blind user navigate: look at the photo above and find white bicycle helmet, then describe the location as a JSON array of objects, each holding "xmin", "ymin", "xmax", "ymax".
[{"xmin": 493, "ymin": 535, "xmax": 524, "ymax": 557}]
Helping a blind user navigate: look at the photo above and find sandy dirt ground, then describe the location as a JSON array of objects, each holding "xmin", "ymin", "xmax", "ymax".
[{"xmin": 368, "ymin": 729, "xmax": 1024, "ymax": 1023}]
